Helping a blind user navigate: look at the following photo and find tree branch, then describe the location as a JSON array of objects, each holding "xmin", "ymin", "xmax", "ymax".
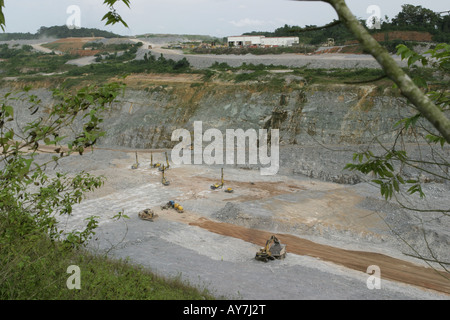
[{"xmin": 293, "ymin": 0, "xmax": 450, "ymax": 143}]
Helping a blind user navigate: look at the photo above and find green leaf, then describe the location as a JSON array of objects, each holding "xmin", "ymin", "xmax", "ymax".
[
  {"xmin": 385, "ymin": 162, "xmax": 394, "ymax": 172},
  {"xmin": 2, "ymin": 105, "xmax": 14, "ymax": 117},
  {"xmin": 393, "ymin": 179, "xmax": 399, "ymax": 192},
  {"xmin": 413, "ymin": 77, "xmax": 427, "ymax": 89},
  {"xmin": 358, "ymin": 153, "xmax": 363, "ymax": 163}
]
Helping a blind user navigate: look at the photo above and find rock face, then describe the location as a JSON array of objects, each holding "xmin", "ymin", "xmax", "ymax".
[
  {"xmin": 2, "ymin": 80, "xmax": 442, "ymax": 184},
  {"xmin": 91, "ymin": 82, "xmax": 424, "ymax": 183},
  {"xmin": 96, "ymin": 83, "xmax": 414, "ymax": 149}
]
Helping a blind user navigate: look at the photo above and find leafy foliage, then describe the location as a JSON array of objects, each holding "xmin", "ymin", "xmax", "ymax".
[
  {"xmin": 245, "ymin": 4, "xmax": 450, "ymax": 45},
  {"xmin": 0, "ymin": 82, "xmax": 126, "ymax": 248},
  {"xmin": 102, "ymin": 0, "xmax": 131, "ymax": 28},
  {"xmin": 0, "ymin": 0, "xmax": 4, "ymax": 31},
  {"xmin": 391, "ymin": 5, "xmax": 441, "ymax": 29},
  {"xmin": 36, "ymin": 25, "xmax": 123, "ymax": 39},
  {"xmin": 345, "ymin": 43, "xmax": 449, "ymax": 209},
  {"xmin": 68, "ymin": 53, "xmax": 192, "ymax": 78},
  {"xmin": 0, "ymin": 44, "xmax": 77, "ymax": 77}
]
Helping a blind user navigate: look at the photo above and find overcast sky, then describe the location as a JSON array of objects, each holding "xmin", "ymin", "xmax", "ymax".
[{"xmin": 3, "ymin": 0, "xmax": 449, "ymax": 37}]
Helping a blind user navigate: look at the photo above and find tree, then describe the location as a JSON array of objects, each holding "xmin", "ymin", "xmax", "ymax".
[
  {"xmin": 345, "ymin": 43, "xmax": 450, "ymax": 272},
  {"xmin": 441, "ymin": 15, "xmax": 450, "ymax": 33},
  {"xmin": 297, "ymin": 0, "xmax": 450, "ymax": 144},
  {"xmin": 0, "ymin": 83, "xmax": 127, "ymax": 247},
  {"xmin": 0, "ymin": 1, "xmax": 130, "ymax": 248},
  {"xmin": 295, "ymin": 0, "xmax": 449, "ymax": 271},
  {"xmin": 391, "ymin": 4, "xmax": 441, "ymax": 29}
]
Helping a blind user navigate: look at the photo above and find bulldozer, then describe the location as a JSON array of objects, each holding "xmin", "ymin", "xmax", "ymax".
[
  {"xmin": 138, "ymin": 208, "xmax": 158, "ymax": 221},
  {"xmin": 131, "ymin": 152, "xmax": 139, "ymax": 169},
  {"xmin": 255, "ymin": 235, "xmax": 286, "ymax": 262}
]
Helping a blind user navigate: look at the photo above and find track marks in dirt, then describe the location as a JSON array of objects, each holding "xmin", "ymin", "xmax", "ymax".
[{"xmin": 186, "ymin": 218, "xmax": 450, "ymax": 295}]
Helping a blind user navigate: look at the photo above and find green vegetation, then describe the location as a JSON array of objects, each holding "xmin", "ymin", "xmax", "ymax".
[
  {"xmin": 346, "ymin": 43, "xmax": 449, "ymax": 207},
  {"xmin": 85, "ymin": 41, "xmax": 142, "ymax": 52},
  {"xmin": 191, "ymin": 44, "xmax": 317, "ymax": 55},
  {"xmin": 207, "ymin": 61, "xmax": 388, "ymax": 86},
  {"xmin": 245, "ymin": 4, "xmax": 450, "ymax": 45},
  {"xmin": 0, "ymin": 38, "xmax": 443, "ymax": 92},
  {"xmin": 1, "ymin": 222, "xmax": 215, "ymax": 300},
  {"xmin": 245, "ymin": 20, "xmax": 353, "ymax": 46},
  {"xmin": 0, "ymin": 25, "xmax": 123, "ymax": 41},
  {"xmin": 0, "ymin": 0, "xmax": 219, "ymax": 301},
  {"xmin": 68, "ymin": 53, "xmax": 192, "ymax": 79},
  {"xmin": 0, "ymin": 44, "xmax": 77, "ymax": 77},
  {"xmin": 0, "ymin": 83, "xmax": 218, "ymax": 300},
  {"xmin": 93, "ymin": 42, "xmax": 142, "ymax": 62}
]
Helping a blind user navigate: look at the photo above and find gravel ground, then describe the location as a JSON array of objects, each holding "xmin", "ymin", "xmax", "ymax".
[
  {"xmin": 49, "ymin": 149, "xmax": 450, "ymax": 300},
  {"xmin": 132, "ymin": 37, "xmax": 407, "ymax": 70},
  {"xmin": 4, "ymin": 35, "xmax": 447, "ymax": 300}
]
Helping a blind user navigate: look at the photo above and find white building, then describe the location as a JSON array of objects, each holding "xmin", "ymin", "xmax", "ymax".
[{"xmin": 227, "ymin": 35, "xmax": 299, "ymax": 47}]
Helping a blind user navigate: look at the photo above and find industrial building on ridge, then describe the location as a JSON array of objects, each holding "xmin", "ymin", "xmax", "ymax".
[{"xmin": 227, "ymin": 35, "xmax": 300, "ymax": 47}]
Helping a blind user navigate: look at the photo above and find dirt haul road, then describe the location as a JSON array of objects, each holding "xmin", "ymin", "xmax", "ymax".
[{"xmin": 56, "ymin": 149, "xmax": 450, "ymax": 300}]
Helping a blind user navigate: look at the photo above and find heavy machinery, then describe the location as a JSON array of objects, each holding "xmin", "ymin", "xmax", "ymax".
[
  {"xmin": 131, "ymin": 152, "xmax": 139, "ymax": 169},
  {"xmin": 150, "ymin": 153, "xmax": 162, "ymax": 169},
  {"xmin": 161, "ymin": 200, "xmax": 175, "ymax": 210},
  {"xmin": 161, "ymin": 200, "xmax": 184, "ymax": 213},
  {"xmin": 210, "ymin": 168, "xmax": 234, "ymax": 193},
  {"xmin": 161, "ymin": 165, "xmax": 170, "ymax": 186},
  {"xmin": 211, "ymin": 168, "xmax": 224, "ymax": 190},
  {"xmin": 255, "ymin": 235, "xmax": 286, "ymax": 262},
  {"xmin": 158, "ymin": 152, "xmax": 170, "ymax": 171},
  {"xmin": 174, "ymin": 203, "xmax": 184, "ymax": 213},
  {"xmin": 151, "ymin": 151, "xmax": 170, "ymax": 170},
  {"xmin": 138, "ymin": 208, "xmax": 158, "ymax": 221}
]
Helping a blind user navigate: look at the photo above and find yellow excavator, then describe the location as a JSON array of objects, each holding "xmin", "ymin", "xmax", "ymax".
[
  {"xmin": 151, "ymin": 152, "xmax": 170, "ymax": 170},
  {"xmin": 158, "ymin": 152, "xmax": 170, "ymax": 171},
  {"xmin": 211, "ymin": 168, "xmax": 234, "ymax": 193},
  {"xmin": 211, "ymin": 168, "xmax": 224, "ymax": 190},
  {"xmin": 255, "ymin": 235, "xmax": 287, "ymax": 262},
  {"xmin": 151, "ymin": 153, "xmax": 161, "ymax": 169},
  {"xmin": 131, "ymin": 152, "xmax": 139, "ymax": 169}
]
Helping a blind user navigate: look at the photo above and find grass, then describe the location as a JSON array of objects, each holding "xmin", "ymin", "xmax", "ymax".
[
  {"xmin": 0, "ymin": 226, "xmax": 218, "ymax": 300},
  {"xmin": 0, "ymin": 46, "xmax": 78, "ymax": 77}
]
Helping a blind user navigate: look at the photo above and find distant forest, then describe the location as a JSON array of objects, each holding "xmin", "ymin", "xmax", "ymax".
[
  {"xmin": 0, "ymin": 25, "xmax": 123, "ymax": 41},
  {"xmin": 244, "ymin": 5, "xmax": 450, "ymax": 45}
]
